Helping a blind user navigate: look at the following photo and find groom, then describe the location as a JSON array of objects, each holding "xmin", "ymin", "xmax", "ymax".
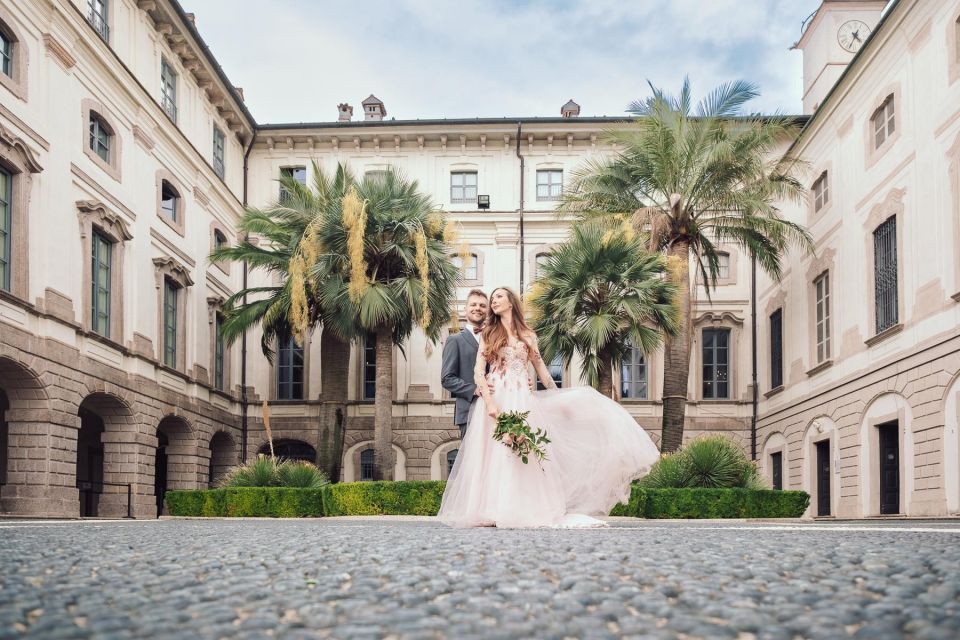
[{"xmin": 441, "ymin": 289, "xmax": 488, "ymax": 439}]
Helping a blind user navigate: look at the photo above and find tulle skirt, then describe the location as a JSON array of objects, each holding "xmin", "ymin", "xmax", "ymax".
[{"xmin": 437, "ymin": 380, "xmax": 660, "ymax": 529}]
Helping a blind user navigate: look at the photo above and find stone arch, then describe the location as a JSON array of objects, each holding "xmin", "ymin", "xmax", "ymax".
[
  {"xmin": 759, "ymin": 431, "xmax": 787, "ymax": 489},
  {"xmin": 77, "ymin": 391, "xmax": 139, "ymax": 518},
  {"xmin": 155, "ymin": 414, "xmax": 199, "ymax": 516},
  {"xmin": 0, "ymin": 357, "xmax": 70, "ymax": 516},
  {"xmin": 943, "ymin": 372, "xmax": 960, "ymax": 514},
  {"xmin": 208, "ymin": 431, "xmax": 237, "ymax": 487},
  {"xmin": 430, "ymin": 440, "xmax": 461, "ymax": 481},
  {"xmin": 257, "ymin": 438, "xmax": 316, "ymax": 463},
  {"xmin": 859, "ymin": 392, "xmax": 914, "ymax": 517},
  {"xmin": 342, "ymin": 440, "xmax": 406, "ymax": 482},
  {"xmin": 800, "ymin": 415, "xmax": 839, "ymax": 518}
]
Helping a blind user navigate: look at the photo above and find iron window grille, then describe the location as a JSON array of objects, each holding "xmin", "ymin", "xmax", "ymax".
[
  {"xmin": 360, "ymin": 449, "xmax": 375, "ymax": 481},
  {"xmin": 86, "ymin": 0, "xmax": 109, "ymax": 42},
  {"xmin": 212, "ymin": 127, "xmax": 225, "ymax": 179},
  {"xmin": 160, "ymin": 58, "xmax": 178, "ymax": 123},
  {"xmin": 873, "ymin": 216, "xmax": 898, "ymax": 333}
]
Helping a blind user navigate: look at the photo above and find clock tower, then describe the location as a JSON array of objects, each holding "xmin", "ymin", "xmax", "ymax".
[{"xmin": 793, "ymin": 1, "xmax": 887, "ymax": 114}]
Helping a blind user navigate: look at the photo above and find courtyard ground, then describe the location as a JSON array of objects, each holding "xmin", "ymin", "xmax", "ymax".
[{"xmin": 1, "ymin": 517, "xmax": 958, "ymax": 639}]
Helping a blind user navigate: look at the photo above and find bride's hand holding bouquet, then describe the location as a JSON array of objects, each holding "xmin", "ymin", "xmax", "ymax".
[{"xmin": 493, "ymin": 410, "xmax": 551, "ymax": 468}]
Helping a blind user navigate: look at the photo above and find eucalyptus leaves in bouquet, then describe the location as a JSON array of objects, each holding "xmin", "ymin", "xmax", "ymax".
[{"xmin": 493, "ymin": 411, "xmax": 551, "ymax": 468}]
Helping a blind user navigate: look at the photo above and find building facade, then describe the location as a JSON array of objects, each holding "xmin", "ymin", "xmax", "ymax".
[{"xmin": 0, "ymin": 0, "xmax": 956, "ymax": 518}]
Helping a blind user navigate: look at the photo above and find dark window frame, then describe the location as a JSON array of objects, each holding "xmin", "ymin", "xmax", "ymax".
[
  {"xmin": 702, "ymin": 328, "xmax": 730, "ymax": 399},
  {"xmin": 214, "ymin": 313, "xmax": 225, "ymax": 391},
  {"xmin": 770, "ymin": 308, "xmax": 783, "ymax": 389},
  {"xmin": 276, "ymin": 333, "xmax": 305, "ymax": 400},
  {"xmin": 871, "ymin": 95, "xmax": 895, "ymax": 150},
  {"xmin": 0, "ymin": 166, "xmax": 10, "ymax": 291},
  {"xmin": 813, "ymin": 171, "xmax": 829, "ymax": 212},
  {"xmin": 86, "ymin": 0, "xmax": 109, "ymax": 42},
  {"xmin": 360, "ymin": 448, "xmax": 375, "ymax": 481},
  {"xmin": 363, "ymin": 333, "xmax": 376, "ymax": 400},
  {"xmin": 160, "ymin": 57, "xmax": 178, "ymax": 123},
  {"xmin": 162, "ymin": 278, "xmax": 179, "ymax": 368},
  {"xmin": 91, "ymin": 230, "xmax": 112, "ymax": 337},
  {"xmin": 160, "ymin": 180, "xmax": 179, "ymax": 222},
  {"xmin": 0, "ymin": 28, "xmax": 11, "ymax": 77},
  {"xmin": 814, "ymin": 272, "xmax": 831, "ymax": 363},
  {"xmin": 873, "ymin": 216, "xmax": 899, "ymax": 333},
  {"xmin": 212, "ymin": 126, "xmax": 225, "ymax": 179}
]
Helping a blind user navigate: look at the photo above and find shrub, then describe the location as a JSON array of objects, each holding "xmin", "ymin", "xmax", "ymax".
[
  {"xmin": 639, "ymin": 435, "xmax": 766, "ymax": 489},
  {"xmin": 323, "ymin": 481, "xmax": 446, "ymax": 516},
  {"xmin": 609, "ymin": 485, "xmax": 809, "ymax": 518},
  {"xmin": 219, "ymin": 455, "xmax": 329, "ymax": 489},
  {"xmin": 166, "ymin": 487, "xmax": 325, "ymax": 517}
]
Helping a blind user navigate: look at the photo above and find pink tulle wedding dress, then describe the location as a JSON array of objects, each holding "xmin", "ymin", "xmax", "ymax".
[{"xmin": 438, "ymin": 336, "xmax": 660, "ymax": 529}]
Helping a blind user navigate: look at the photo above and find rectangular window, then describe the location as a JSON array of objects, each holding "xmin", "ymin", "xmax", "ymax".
[
  {"xmin": 0, "ymin": 168, "xmax": 11, "ymax": 291},
  {"xmin": 770, "ymin": 309, "xmax": 783, "ymax": 389},
  {"xmin": 363, "ymin": 333, "xmax": 376, "ymax": 400},
  {"xmin": 161, "ymin": 58, "xmax": 178, "ymax": 123},
  {"xmin": 717, "ymin": 253, "xmax": 730, "ymax": 280},
  {"xmin": 702, "ymin": 328, "xmax": 730, "ymax": 399},
  {"xmin": 873, "ymin": 216, "xmax": 898, "ymax": 333},
  {"xmin": 536, "ymin": 169, "xmax": 563, "ymax": 201},
  {"xmin": 537, "ymin": 354, "xmax": 564, "ymax": 391},
  {"xmin": 212, "ymin": 127, "xmax": 225, "ymax": 179},
  {"xmin": 163, "ymin": 279, "xmax": 178, "ymax": 368},
  {"xmin": 535, "ymin": 253, "xmax": 549, "ymax": 279},
  {"xmin": 450, "ymin": 171, "xmax": 478, "ymax": 204},
  {"xmin": 360, "ymin": 449, "xmax": 375, "ymax": 481},
  {"xmin": 872, "ymin": 95, "xmax": 895, "ymax": 149},
  {"xmin": 89, "ymin": 116, "xmax": 110, "ymax": 163},
  {"xmin": 214, "ymin": 313, "xmax": 225, "ymax": 391},
  {"xmin": 814, "ymin": 272, "xmax": 831, "ymax": 363},
  {"xmin": 1, "ymin": 31, "xmax": 11, "ymax": 77},
  {"xmin": 91, "ymin": 230, "xmax": 112, "ymax": 337},
  {"xmin": 364, "ymin": 169, "xmax": 388, "ymax": 184},
  {"xmin": 86, "ymin": 0, "xmax": 109, "ymax": 42},
  {"xmin": 621, "ymin": 346, "xmax": 648, "ymax": 399},
  {"xmin": 276, "ymin": 334, "xmax": 304, "ymax": 400},
  {"xmin": 452, "ymin": 254, "xmax": 478, "ymax": 281},
  {"xmin": 279, "ymin": 166, "xmax": 306, "ymax": 201},
  {"xmin": 813, "ymin": 171, "xmax": 829, "ymax": 212}
]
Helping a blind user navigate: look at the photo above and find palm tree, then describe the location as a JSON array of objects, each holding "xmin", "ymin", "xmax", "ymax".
[
  {"xmin": 293, "ymin": 168, "xmax": 458, "ymax": 480},
  {"xmin": 215, "ymin": 163, "xmax": 458, "ymax": 481},
  {"xmin": 562, "ymin": 78, "xmax": 812, "ymax": 452},
  {"xmin": 528, "ymin": 222, "xmax": 678, "ymax": 398}
]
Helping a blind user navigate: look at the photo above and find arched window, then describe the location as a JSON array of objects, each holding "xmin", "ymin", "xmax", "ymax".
[
  {"xmin": 160, "ymin": 181, "xmax": 179, "ymax": 222},
  {"xmin": 446, "ymin": 449, "xmax": 458, "ymax": 476},
  {"xmin": 622, "ymin": 345, "xmax": 647, "ymax": 399},
  {"xmin": 0, "ymin": 26, "xmax": 11, "ymax": 78},
  {"xmin": 214, "ymin": 229, "xmax": 227, "ymax": 252},
  {"xmin": 451, "ymin": 253, "xmax": 478, "ymax": 281},
  {"xmin": 535, "ymin": 253, "xmax": 550, "ymax": 279},
  {"xmin": 871, "ymin": 95, "xmax": 895, "ymax": 150},
  {"xmin": 360, "ymin": 448, "xmax": 375, "ymax": 481},
  {"xmin": 0, "ymin": 15, "xmax": 27, "ymax": 102}
]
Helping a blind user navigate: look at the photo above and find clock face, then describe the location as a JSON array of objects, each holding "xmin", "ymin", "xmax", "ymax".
[{"xmin": 838, "ymin": 20, "xmax": 870, "ymax": 53}]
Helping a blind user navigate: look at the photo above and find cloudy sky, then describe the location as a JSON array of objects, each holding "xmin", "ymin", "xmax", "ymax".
[{"xmin": 183, "ymin": 0, "xmax": 824, "ymax": 124}]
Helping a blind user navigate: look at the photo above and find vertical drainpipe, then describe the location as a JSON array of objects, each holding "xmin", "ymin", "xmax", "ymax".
[
  {"xmin": 515, "ymin": 123, "xmax": 525, "ymax": 291},
  {"xmin": 750, "ymin": 254, "xmax": 758, "ymax": 461},
  {"xmin": 240, "ymin": 129, "xmax": 257, "ymax": 463}
]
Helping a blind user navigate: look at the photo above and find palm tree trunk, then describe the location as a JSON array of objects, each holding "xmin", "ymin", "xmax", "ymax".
[
  {"xmin": 597, "ymin": 348, "xmax": 614, "ymax": 398},
  {"xmin": 661, "ymin": 239, "xmax": 691, "ymax": 453},
  {"xmin": 373, "ymin": 325, "xmax": 395, "ymax": 480}
]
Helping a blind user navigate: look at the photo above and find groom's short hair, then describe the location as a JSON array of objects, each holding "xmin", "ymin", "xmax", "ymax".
[{"xmin": 467, "ymin": 289, "xmax": 488, "ymax": 301}]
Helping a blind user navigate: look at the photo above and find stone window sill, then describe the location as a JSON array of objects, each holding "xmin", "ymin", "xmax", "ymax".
[
  {"xmin": 83, "ymin": 146, "xmax": 121, "ymax": 183},
  {"xmin": 763, "ymin": 385, "xmax": 785, "ymax": 399},
  {"xmin": 157, "ymin": 211, "xmax": 186, "ymax": 237},
  {"xmin": 865, "ymin": 323, "xmax": 903, "ymax": 347},
  {"xmin": 806, "ymin": 359, "xmax": 833, "ymax": 377}
]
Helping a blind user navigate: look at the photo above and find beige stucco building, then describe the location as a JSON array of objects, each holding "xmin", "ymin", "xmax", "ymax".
[{"xmin": 0, "ymin": 0, "xmax": 956, "ymax": 518}]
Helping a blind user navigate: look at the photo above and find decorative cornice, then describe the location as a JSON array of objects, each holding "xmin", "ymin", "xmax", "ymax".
[
  {"xmin": 42, "ymin": 34, "xmax": 76, "ymax": 70},
  {"xmin": 132, "ymin": 124, "xmax": 156, "ymax": 150},
  {"xmin": 694, "ymin": 311, "xmax": 745, "ymax": 327},
  {"xmin": 0, "ymin": 124, "xmax": 43, "ymax": 173},
  {"xmin": 864, "ymin": 187, "xmax": 906, "ymax": 231},
  {"xmin": 153, "ymin": 256, "xmax": 195, "ymax": 288},
  {"xmin": 76, "ymin": 200, "xmax": 134, "ymax": 241},
  {"xmin": 805, "ymin": 246, "xmax": 836, "ymax": 282},
  {"xmin": 765, "ymin": 288, "xmax": 788, "ymax": 317},
  {"xmin": 193, "ymin": 186, "xmax": 210, "ymax": 207}
]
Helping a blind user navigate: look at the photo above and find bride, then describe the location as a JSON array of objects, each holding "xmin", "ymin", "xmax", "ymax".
[{"xmin": 438, "ymin": 287, "xmax": 661, "ymax": 528}]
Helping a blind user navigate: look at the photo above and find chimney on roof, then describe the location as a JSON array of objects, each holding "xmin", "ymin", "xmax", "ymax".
[
  {"xmin": 338, "ymin": 103, "xmax": 354, "ymax": 122},
  {"xmin": 362, "ymin": 94, "xmax": 386, "ymax": 121},
  {"xmin": 185, "ymin": 12, "xmax": 196, "ymax": 25},
  {"xmin": 561, "ymin": 99, "xmax": 580, "ymax": 118},
  {"xmin": 234, "ymin": 87, "xmax": 244, "ymax": 101}
]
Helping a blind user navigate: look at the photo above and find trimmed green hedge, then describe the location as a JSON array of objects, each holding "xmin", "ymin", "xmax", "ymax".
[
  {"xmin": 610, "ymin": 486, "xmax": 810, "ymax": 519},
  {"xmin": 166, "ymin": 487, "xmax": 325, "ymax": 517},
  {"xmin": 323, "ymin": 481, "xmax": 446, "ymax": 516},
  {"xmin": 167, "ymin": 482, "xmax": 809, "ymax": 519}
]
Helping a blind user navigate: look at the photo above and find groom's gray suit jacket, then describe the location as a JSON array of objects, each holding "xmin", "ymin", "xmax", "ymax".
[{"xmin": 441, "ymin": 328, "xmax": 480, "ymax": 431}]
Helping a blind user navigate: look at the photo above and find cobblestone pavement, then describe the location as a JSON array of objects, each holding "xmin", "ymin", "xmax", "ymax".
[{"xmin": 2, "ymin": 518, "xmax": 959, "ymax": 639}]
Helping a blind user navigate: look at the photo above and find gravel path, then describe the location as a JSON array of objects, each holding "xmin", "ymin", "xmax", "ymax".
[{"xmin": 1, "ymin": 518, "xmax": 958, "ymax": 639}]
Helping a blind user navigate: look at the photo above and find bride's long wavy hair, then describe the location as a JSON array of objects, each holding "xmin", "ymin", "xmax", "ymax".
[{"xmin": 481, "ymin": 287, "xmax": 535, "ymax": 363}]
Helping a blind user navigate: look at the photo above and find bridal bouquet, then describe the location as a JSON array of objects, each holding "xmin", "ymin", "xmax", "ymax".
[{"xmin": 493, "ymin": 411, "xmax": 551, "ymax": 468}]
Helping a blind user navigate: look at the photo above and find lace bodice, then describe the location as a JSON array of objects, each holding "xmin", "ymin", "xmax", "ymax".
[{"xmin": 475, "ymin": 334, "xmax": 556, "ymax": 396}]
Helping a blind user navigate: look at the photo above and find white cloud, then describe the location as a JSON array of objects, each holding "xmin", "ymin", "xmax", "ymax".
[{"xmin": 183, "ymin": 0, "xmax": 822, "ymax": 123}]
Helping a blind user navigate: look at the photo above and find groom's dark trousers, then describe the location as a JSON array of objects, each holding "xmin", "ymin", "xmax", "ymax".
[{"xmin": 441, "ymin": 328, "xmax": 480, "ymax": 439}]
